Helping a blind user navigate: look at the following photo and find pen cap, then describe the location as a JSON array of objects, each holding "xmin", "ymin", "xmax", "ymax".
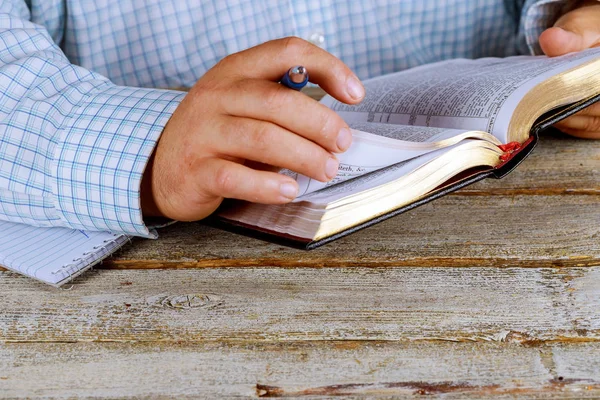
[{"xmin": 281, "ymin": 66, "xmax": 308, "ymax": 90}]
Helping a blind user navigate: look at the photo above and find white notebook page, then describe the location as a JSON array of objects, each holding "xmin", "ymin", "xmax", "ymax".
[{"xmin": 0, "ymin": 220, "xmax": 129, "ymax": 286}]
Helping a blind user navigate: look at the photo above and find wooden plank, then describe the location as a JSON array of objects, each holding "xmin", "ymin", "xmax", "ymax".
[
  {"xmin": 1, "ymin": 341, "xmax": 599, "ymax": 398},
  {"xmin": 2, "ymin": 194, "xmax": 597, "ymax": 272},
  {"xmin": 463, "ymin": 131, "xmax": 599, "ymax": 194},
  {"xmin": 1, "ymin": 267, "xmax": 599, "ymax": 342},
  {"xmin": 107, "ymin": 194, "xmax": 600, "ymax": 268},
  {"xmin": 101, "ymin": 131, "xmax": 599, "ymax": 268},
  {"xmin": 0, "ymin": 135, "xmax": 596, "ymax": 273},
  {"xmin": 102, "ymin": 132, "xmax": 599, "ymax": 269}
]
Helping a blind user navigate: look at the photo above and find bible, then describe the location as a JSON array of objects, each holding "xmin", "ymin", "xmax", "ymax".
[{"xmin": 215, "ymin": 48, "xmax": 600, "ymax": 248}]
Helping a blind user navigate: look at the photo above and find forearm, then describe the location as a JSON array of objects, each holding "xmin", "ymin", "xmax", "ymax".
[{"xmin": 0, "ymin": 1, "xmax": 185, "ymax": 236}]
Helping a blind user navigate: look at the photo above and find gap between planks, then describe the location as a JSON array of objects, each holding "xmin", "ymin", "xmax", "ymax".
[
  {"xmin": 109, "ymin": 194, "xmax": 600, "ymax": 264},
  {"xmin": 453, "ymin": 188, "xmax": 600, "ymax": 196},
  {"xmin": 3, "ymin": 258, "xmax": 600, "ymax": 273},
  {"xmin": 99, "ymin": 257, "xmax": 600, "ymax": 270}
]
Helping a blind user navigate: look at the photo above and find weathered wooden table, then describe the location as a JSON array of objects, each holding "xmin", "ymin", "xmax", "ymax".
[{"xmin": 1, "ymin": 129, "xmax": 599, "ymax": 398}]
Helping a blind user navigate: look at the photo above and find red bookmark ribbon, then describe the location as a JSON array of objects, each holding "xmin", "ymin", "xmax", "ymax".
[{"xmin": 498, "ymin": 141, "xmax": 522, "ymax": 162}]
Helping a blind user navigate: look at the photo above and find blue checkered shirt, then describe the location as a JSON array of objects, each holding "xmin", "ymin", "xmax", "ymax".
[{"xmin": 0, "ymin": 0, "xmax": 574, "ymax": 237}]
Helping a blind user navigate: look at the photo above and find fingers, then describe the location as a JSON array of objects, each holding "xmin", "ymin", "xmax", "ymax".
[
  {"xmin": 212, "ymin": 116, "xmax": 339, "ymax": 182},
  {"xmin": 539, "ymin": 3, "xmax": 600, "ymax": 56},
  {"xmin": 567, "ymin": 101, "xmax": 600, "ymax": 117},
  {"xmin": 555, "ymin": 115, "xmax": 600, "ymax": 139},
  {"xmin": 222, "ymin": 79, "xmax": 352, "ymax": 153},
  {"xmin": 555, "ymin": 102, "xmax": 600, "ymax": 138},
  {"xmin": 204, "ymin": 158, "xmax": 300, "ymax": 204},
  {"xmin": 150, "ymin": 36, "xmax": 364, "ymax": 221},
  {"xmin": 222, "ymin": 37, "xmax": 365, "ymax": 104},
  {"xmin": 556, "ymin": 127, "xmax": 600, "ymax": 139},
  {"xmin": 539, "ymin": 27, "xmax": 586, "ymax": 56},
  {"xmin": 553, "ymin": 102, "xmax": 600, "ymax": 138}
]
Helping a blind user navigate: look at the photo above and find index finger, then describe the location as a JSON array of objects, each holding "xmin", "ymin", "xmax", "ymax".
[{"xmin": 224, "ymin": 37, "xmax": 365, "ymax": 104}]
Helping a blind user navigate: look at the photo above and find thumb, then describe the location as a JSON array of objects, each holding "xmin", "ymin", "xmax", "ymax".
[{"xmin": 539, "ymin": 4, "xmax": 600, "ymax": 57}]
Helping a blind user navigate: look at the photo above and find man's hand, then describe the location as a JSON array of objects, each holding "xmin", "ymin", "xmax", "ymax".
[
  {"xmin": 141, "ymin": 37, "xmax": 364, "ymax": 221},
  {"xmin": 539, "ymin": 0, "xmax": 600, "ymax": 139}
]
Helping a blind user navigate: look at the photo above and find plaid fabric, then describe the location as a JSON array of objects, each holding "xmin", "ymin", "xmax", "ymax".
[{"xmin": 0, "ymin": 0, "xmax": 573, "ymax": 236}]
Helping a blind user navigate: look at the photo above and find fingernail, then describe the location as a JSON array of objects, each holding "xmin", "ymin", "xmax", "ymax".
[
  {"xmin": 346, "ymin": 75, "xmax": 365, "ymax": 100},
  {"xmin": 325, "ymin": 157, "xmax": 339, "ymax": 180},
  {"xmin": 279, "ymin": 182, "xmax": 298, "ymax": 199},
  {"xmin": 336, "ymin": 127, "xmax": 353, "ymax": 152}
]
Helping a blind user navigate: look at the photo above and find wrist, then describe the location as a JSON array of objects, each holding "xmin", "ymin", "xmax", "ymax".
[{"xmin": 140, "ymin": 151, "xmax": 163, "ymax": 218}]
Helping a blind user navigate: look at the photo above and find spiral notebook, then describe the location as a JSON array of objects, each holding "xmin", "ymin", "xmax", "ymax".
[{"xmin": 0, "ymin": 220, "xmax": 130, "ymax": 287}]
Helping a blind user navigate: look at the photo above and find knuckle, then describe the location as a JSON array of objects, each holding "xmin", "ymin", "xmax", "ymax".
[
  {"xmin": 197, "ymin": 58, "xmax": 238, "ymax": 92},
  {"xmin": 219, "ymin": 52, "xmax": 240, "ymax": 68},
  {"xmin": 223, "ymin": 118, "xmax": 255, "ymax": 148},
  {"xmin": 209, "ymin": 52, "xmax": 246, "ymax": 82},
  {"xmin": 316, "ymin": 108, "xmax": 341, "ymax": 146},
  {"xmin": 214, "ymin": 164, "xmax": 236, "ymax": 195},
  {"xmin": 181, "ymin": 141, "xmax": 199, "ymax": 169},
  {"xmin": 253, "ymin": 123, "xmax": 276, "ymax": 151},
  {"xmin": 278, "ymin": 36, "xmax": 310, "ymax": 55},
  {"xmin": 297, "ymin": 144, "xmax": 329, "ymax": 176}
]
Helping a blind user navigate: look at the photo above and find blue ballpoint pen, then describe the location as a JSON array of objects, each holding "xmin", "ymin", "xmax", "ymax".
[{"xmin": 280, "ymin": 66, "xmax": 309, "ymax": 90}]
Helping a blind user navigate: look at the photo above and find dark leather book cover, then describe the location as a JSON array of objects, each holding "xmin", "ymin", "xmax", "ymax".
[{"xmin": 209, "ymin": 93, "xmax": 600, "ymax": 249}]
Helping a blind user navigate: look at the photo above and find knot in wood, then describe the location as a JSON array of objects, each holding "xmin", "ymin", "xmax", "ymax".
[{"xmin": 156, "ymin": 294, "xmax": 222, "ymax": 309}]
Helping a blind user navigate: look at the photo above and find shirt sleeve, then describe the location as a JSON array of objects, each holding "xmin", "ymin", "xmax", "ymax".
[
  {"xmin": 517, "ymin": 0, "xmax": 579, "ymax": 55},
  {"xmin": 0, "ymin": 0, "xmax": 186, "ymax": 238}
]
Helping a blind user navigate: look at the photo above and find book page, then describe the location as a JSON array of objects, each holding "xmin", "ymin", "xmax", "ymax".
[
  {"xmin": 299, "ymin": 139, "xmax": 500, "ymax": 207},
  {"xmin": 349, "ymin": 121, "xmax": 467, "ymax": 141},
  {"xmin": 298, "ymin": 144, "xmax": 453, "ymax": 204},
  {"xmin": 323, "ymin": 48, "xmax": 600, "ymax": 142},
  {"xmin": 288, "ymin": 123, "xmax": 495, "ymax": 197}
]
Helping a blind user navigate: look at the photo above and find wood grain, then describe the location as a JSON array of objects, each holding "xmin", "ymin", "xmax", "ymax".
[
  {"xmin": 462, "ymin": 130, "xmax": 600, "ymax": 194},
  {"xmin": 1, "ymin": 341, "xmax": 599, "ymax": 398},
  {"xmin": 0, "ymin": 97, "xmax": 597, "ymax": 398},
  {"xmin": 98, "ymin": 134, "xmax": 598, "ymax": 269},
  {"xmin": 0, "ymin": 135, "xmax": 597, "ymax": 273},
  {"xmin": 104, "ymin": 193, "xmax": 600, "ymax": 269},
  {"xmin": 1, "ymin": 267, "xmax": 599, "ymax": 342}
]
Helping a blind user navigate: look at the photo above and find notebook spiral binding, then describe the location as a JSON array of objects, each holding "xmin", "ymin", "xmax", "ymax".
[{"xmin": 51, "ymin": 233, "xmax": 122, "ymax": 283}]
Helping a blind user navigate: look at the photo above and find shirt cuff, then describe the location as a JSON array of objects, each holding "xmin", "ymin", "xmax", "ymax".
[
  {"xmin": 52, "ymin": 85, "xmax": 186, "ymax": 238},
  {"xmin": 522, "ymin": 0, "xmax": 579, "ymax": 55}
]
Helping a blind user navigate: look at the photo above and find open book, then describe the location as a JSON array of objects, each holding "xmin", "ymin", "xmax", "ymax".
[{"xmin": 216, "ymin": 48, "xmax": 600, "ymax": 248}]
